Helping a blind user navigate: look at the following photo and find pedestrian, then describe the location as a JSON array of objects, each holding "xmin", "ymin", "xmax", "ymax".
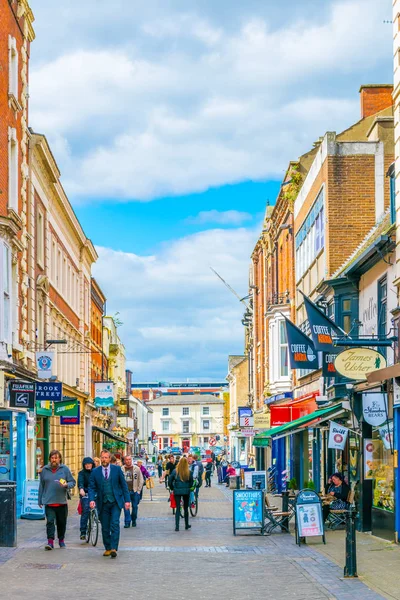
[
  {"xmin": 210, "ymin": 450, "xmax": 216, "ymax": 473},
  {"xmin": 194, "ymin": 454, "xmax": 204, "ymax": 496},
  {"xmin": 205, "ymin": 459, "xmax": 212, "ymax": 487},
  {"xmin": 77, "ymin": 457, "xmax": 95, "ymax": 540},
  {"xmin": 88, "ymin": 449, "xmax": 130, "ymax": 559},
  {"xmin": 157, "ymin": 455, "xmax": 163, "ymax": 480},
  {"xmin": 122, "ymin": 455, "xmax": 144, "ymax": 528},
  {"xmin": 163, "ymin": 454, "xmax": 176, "ymax": 489},
  {"xmin": 116, "ymin": 459, "xmax": 122, "ymax": 467},
  {"xmin": 38, "ymin": 449, "xmax": 76, "ymax": 551},
  {"xmin": 323, "ymin": 473, "xmax": 350, "ymax": 522},
  {"xmin": 224, "ymin": 463, "xmax": 236, "ymax": 487},
  {"xmin": 168, "ymin": 456, "xmax": 194, "ymax": 531},
  {"xmin": 136, "ymin": 459, "xmax": 150, "ymax": 499},
  {"xmin": 110, "ymin": 454, "xmax": 117, "ymax": 464},
  {"xmin": 93, "ymin": 457, "xmax": 101, "ymax": 468}
]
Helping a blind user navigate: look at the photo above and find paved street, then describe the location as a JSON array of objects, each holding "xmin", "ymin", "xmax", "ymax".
[{"xmin": 0, "ymin": 476, "xmax": 387, "ymax": 600}]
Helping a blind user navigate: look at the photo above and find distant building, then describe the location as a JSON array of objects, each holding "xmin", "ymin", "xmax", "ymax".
[{"xmin": 131, "ymin": 381, "xmax": 228, "ymax": 402}]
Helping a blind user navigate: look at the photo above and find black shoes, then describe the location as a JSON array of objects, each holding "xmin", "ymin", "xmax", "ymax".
[
  {"xmin": 132, "ymin": 521, "xmax": 137, "ymax": 527},
  {"xmin": 185, "ymin": 525, "xmax": 191, "ymax": 530},
  {"xmin": 110, "ymin": 549, "xmax": 117, "ymax": 558},
  {"xmin": 175, "ymin": 527, "xmax": 179, "ymax": 531},
  {"xmin": 124, "ymin": 524, "xmax": 130, "ymax": 528}
]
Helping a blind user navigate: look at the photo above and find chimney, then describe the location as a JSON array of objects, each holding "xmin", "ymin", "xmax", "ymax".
[{"xmin": 359, "ymin": 85, "xmax": 393, "ymax": 119}]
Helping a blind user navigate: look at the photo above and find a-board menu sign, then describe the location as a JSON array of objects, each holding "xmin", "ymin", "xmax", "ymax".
[
  {"xmin": 233, "ymin": 489, "xmax": 264, "ymax": 535},
  {"xmin": 295, "ymin": 489, "xmax": 325, "ymax": 545},
  {"xmin": 21, "ymin": 479, "xmax": 45, "ymax": 520},
  {"xmin": 244, "ymin": 470, "xmax": 266, "ymax": 490}
]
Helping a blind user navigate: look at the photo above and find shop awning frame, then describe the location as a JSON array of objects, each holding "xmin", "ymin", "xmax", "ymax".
[
  {"xmin": 92, "ymin": 425, "xmax": 129, "ymax": 444},
  {"xmin": 253, "ymin": 404, "xmax": 346, "ymax": 444}
]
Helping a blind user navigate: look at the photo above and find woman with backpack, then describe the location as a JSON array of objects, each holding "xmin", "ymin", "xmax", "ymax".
[{"xmin": 168, "ymin": 456, "xmax": 194, "ymax": 532}]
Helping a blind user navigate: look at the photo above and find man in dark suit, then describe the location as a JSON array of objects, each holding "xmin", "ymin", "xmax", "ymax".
[{"xmin": 89, "ymin": 449, "xmax": 130, "ymax": 558}]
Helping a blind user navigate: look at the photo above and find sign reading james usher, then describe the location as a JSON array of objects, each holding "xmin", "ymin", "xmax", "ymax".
[{"xmin": 334, "ymin": 348, "xmax": 386, "ymax": 381}]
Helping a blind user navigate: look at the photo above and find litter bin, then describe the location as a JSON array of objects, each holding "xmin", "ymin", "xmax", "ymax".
[{"xmin": 0, "ymin": 481, "xmax": 17, "ymax": 547}]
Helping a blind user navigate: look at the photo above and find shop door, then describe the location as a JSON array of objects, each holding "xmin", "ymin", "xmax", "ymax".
[
  {"xmin": 35, "ymin": 417, "xmax": 49, "ymax": 475},
  {"xmin": 0, "ymin": 416, "xmax": 11, "ymax": 480},
  {"xmin": 182, "ymin": 439, "xmax": 190, "ymax": 453}
]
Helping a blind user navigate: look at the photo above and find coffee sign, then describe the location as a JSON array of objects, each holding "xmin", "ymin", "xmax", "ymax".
[{"xmin": 334, "ymin": 348, "xmax": 386, "ymax": 381}]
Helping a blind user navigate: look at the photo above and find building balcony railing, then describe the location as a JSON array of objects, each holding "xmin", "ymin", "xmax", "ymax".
[{"xmin": 266, "ymin": 292, "xmax": 291, "ymax": 312}]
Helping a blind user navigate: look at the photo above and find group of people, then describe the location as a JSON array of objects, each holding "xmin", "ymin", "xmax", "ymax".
[{"xmin": 38, "ymin": 448, "xmax": 151, "ymax": 559}]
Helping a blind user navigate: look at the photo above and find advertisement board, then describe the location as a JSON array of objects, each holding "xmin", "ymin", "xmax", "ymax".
[
  {"xmin": 94, "ymin": 381, "xmax": 115, "ymax": 408},
  {"xmin": 295, "ymin": 489, "xmax": 325, "ymax": 545},
  {"xmin": 21, "ymin": 479, "xmax": 45, "ymax": 519},
  {"xmin": 244, "ymin": 470, "xmax": 266, "ymax": 490},
  {"xmin": 233, "ymin": 489, "xmax": 264, "ymax": 535}
]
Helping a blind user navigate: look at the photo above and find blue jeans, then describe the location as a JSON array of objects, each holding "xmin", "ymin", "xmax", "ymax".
[
  {"xmin": 124, "ymin": 491, "xmax": 141, "ymax": 525},
  {"xmin": 99, "ymin": 501, "xmax": 121, "ymax": 551},
  {"xmin": 80, "ymin": 496, "xmax": 90, "ymax": 535}
]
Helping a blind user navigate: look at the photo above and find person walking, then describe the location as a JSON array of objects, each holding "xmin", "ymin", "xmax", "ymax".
[
  {"xmin": 38, "ymin": 450, "xmax": 76, "ymax": 551},
  {"xmin": 205, "ymin": 459, "xmax": 212, "ymax": 487},
  {"xmin": 168, "ymin": 456, "xmax": 194, "ymax": 532},
  {"xmin": 137, "ymin": 459, "xmax": 150, "ymax": 500},
  {"xmin": 163, "ymin": 454, "xmax": 176, "ymax": 489},
  {"xmin": 78, "ymin": 457, "xmax": 95, "ymax": 540},
  {"xmin": 88, "ymin": 449, "xmax": 130, "ymax": 559},
  {"xmin": 122, "ymin": 455, "xmax": 144, "ymax": 528},
  {"xmin": 157, "ymin": 455, "xmax": 163, "ymax": 480}
]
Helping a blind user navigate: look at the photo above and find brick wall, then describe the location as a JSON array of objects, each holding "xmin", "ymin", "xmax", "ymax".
[{"xmin": 360, "ymin": 85, "xmax": 393, "ymax": 119}]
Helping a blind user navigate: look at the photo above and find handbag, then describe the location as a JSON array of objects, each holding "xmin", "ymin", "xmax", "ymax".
[
  {"xmin": 77, "ymin": 500, "xmax": 82, "ymax": 515},
  {"xmin": 169, "ymin": 492, "xmax": 176, "ymax": 509}
]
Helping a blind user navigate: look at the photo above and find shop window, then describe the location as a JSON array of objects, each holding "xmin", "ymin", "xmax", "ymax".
[
  {"xmin": 279, "ymin": 320, "xmax": 288, "ymax": 378},
  {"xmin": 367, "ymin": 427, "xmax": 394, "ymax": 513}
]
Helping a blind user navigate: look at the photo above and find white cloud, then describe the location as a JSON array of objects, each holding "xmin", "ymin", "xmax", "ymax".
[
  {"xmin": 92, "ymin": 227, "xmax": 255, "ymax": 379},
  {"xmin": 185, "ymin": 210, "xmax": 253, "ymax": 226},
  {"xmin": 29, "ymin": 0, "xmax": 391, "ymax": 202}
]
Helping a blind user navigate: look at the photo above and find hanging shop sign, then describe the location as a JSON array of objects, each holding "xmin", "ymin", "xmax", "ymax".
[
  {"xmin": 94, "ymin": 381, "xmax": 115, "ymax": 408},
  {"xmin": 233, "ymin": 489, "xmax": 265, "ymax": 535},
  {"xmin": 54, "ymin": 399, "xmax": 78, "ymax": 417},
  {"xmin": 35, "ymin": 382, "xmax": 63, "ymax": 402},
  {"xmin": 364, "ymin": 438, "xmax": 376, "ymax": 480},
  {"xmin": 60, "ymin": 402, "xmax": 80, "ymax": 425},
  {"xmin": 35, "ymin": 351, "xmax": 55, "ymax": 379},
  {"xmin": 284, "ymin": 317, "xmax": 319, "ymax": 370},
  {"xmin": 302, "ymin": 293, "xmax": 344, "ymax": 351},
  {"xmin": 238, "ymin": 407, "xmax": 254, "ymax": 428},
  {"xmin": 322, "ymin": 350, "xmax": 341, "ymax": 378},
  {"xmin": 362, "ymin": 393, "xmax": 387, "ymax": 426},
  {"xmin": 334, "ymin": 348, "xmax": 386, "ymax": 381},
  {"xmin": 328, "ymin": 421, "xmax": 349, "ymax": 451},
  {"xmin": 378, "ymin": 421, "xmax": 393, "ymax": 451},
  {"xmin": 295, "ymin": 489, "xmax": 325, "ymax": 545},
  {"xmin": 9, "ymin": 381, "xmax": 35, "ymax": 409},
  {"xmin": 254, "ymin": 412, "xmax": 270, "ymax": 429},
  {"xmin": 393, "ymin": 378, "xmax": 400, "ymax": 407}
]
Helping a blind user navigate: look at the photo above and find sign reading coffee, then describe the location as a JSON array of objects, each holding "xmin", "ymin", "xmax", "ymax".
[
  {"xmin": 301, "ymin": 293, "xmax": 344, "ymax": 351},
  {"xmin": 283, "ymin": 317, "xmax": 319, "ymax": 370},
  {"xmin": 334, "ymin": 348, "xmax": 386, "ymax": 381}
]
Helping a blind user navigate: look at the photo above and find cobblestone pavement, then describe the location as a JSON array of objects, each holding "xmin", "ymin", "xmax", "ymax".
[{"xmin": 0, "ymin": 476, "xmax": 385, "ymax": 600}]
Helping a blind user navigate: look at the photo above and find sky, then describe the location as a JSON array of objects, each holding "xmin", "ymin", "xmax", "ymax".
[{"xmin": 29, "ymin": 0, "xmax": 393, "ymax": 381}]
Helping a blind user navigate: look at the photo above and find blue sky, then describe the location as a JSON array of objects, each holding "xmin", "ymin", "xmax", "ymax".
[{"xmin": 29, "ymin": 0, "xmax": 393, "ymax": 380}]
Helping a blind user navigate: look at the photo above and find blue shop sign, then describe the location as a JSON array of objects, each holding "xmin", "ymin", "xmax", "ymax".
[
  {"xmin": 264, "ymin": 391, "xmax": 293, "ymax": 406},
  {"xmin": 35, "ymin": 382, "xmax": 63, "ymax": 402}
]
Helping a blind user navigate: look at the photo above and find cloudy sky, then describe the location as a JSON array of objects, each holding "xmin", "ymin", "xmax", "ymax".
[{"xmin": 29, "ymin": 0, "xmax": 392, "ymax": 381}]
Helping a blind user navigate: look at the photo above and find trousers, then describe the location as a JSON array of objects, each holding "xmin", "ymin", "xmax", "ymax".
[
  {"xmin": 45, "ymin": 504, "xmax": 68, "ymax": 540},
  {"xmin": 174, "ymin": 494, "xmax": 189, "ymax": 530},
  {"xmin": 124, "ymin": 491, "xmax": 141, "ymax": 524},
  {"xmin": 99, "ymin": 501, "xmax": 121, "ymax": 550},
  {"xmin": 80, "ymin": 496, "xmax": 90, "ymax": 534}
]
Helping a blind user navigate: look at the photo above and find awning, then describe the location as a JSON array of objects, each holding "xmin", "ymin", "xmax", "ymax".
[
  {"xmin": 252, "ymin": 436, "xmax": 269, "ymax": 448},
  {"xmin": 366, "ymin": 362, "xmax": 400, "ymax": 384},
  {"xmin": 92, "ymin": 426, "xmax": 128, "ymax": 444},
  {"xmin": 253, "ymin": 404, "xmax": 346, "ymax": 443}
]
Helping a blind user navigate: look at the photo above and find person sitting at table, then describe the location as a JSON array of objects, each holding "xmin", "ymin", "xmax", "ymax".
[
  {"xmin": 224, "ymin": 464, "xmax": 236, "ymax": 487},
  {"xmin": 323, "ymin": 473, "xmax": 350, "ymax": 522}
]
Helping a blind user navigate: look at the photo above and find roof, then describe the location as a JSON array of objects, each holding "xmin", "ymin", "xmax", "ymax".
[{"xmin": 147, "ymin": 394, "xmax": 224, "ymax": 406}]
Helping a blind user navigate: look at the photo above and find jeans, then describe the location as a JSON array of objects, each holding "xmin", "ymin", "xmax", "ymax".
[
  {"xmin": 205, "ymin": 471, "xmax": 211, "ymax": 486},
  {"xmin": 80, "ymin": 496, "xmax": 90, "ymax": 534},
  {"xmin": 99, "ymin": 501, "xmax": 121, "ymax": 551},
  {"xmin": 174, "ymin": 494, "xmax": 189, "ymax": 530},
  {"xmin": 124, "ymin": 491, "xmax": 141, "ymax": 525},
  {"xmin": 45, "ymin": 504, "xmax": 68, "ymax": 541},
  {"xmin": 157, "ymin": 465, "xmax": 163, "ymax": 478}
]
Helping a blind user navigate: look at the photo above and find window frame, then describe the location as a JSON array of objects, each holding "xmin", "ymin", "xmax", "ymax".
[{"xmin": 162, "ymin": 407, "xmax": 169, "ymax": 417}]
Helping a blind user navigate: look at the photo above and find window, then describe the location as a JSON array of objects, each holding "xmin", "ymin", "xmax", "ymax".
[
  {"xmin": 51, "ymin": 240, "xmax": 56, "ymax": 282},
  {"xmin": 203, "ymin": 419, "xmax": 210, "ymax": 431},
  {"xmin": 162, "ymin": 437, "xmax": 169, "ymax": 448},
  {"xmin": 342, "ymin": 298, "xmax": 352, "ymax": 334},
  {"xmin": 162, "ymin": 407, "xmax": 169, "ymax": 416},
  {"xmin": 37, "ymin": 302, "xmax": 44, "ymax": 346},
  {"xmin": 2, "ymin": 244, "xmax": 11, "ymax": 343},
  {"xmin": 203, "ymin": 437, "xmax": 209, "ymax": 445},
  {"xmin": 8, "ymin": 36, "xmax": 18, "ymax": 99},
  {"xmin": 295, "ymin": 189, "xmax": 325, "ymax": 280},
  {"xmin": 8, "ymin": 128, "xmax": 18, "ymax": 211},
  {"xmin": 162, "ymin": 421, "xmax": 170, "ymax": 433},
  {"xmin": 182, "ymin": 420, "xmax": 190, "ymax": 434},
  {"xmin": 202, "ymin": 406, "xmax": 210, "ymax": 415},
  {"xmin": 182, "ymin": 407, "xmax": 189, "ymax": 416},
  {"xmin": 37, "ymin": 210, "xmax": 45, "ymax": 267},
  {"xmin": 57, "ymin": 249, "xmax": 62, "ymax": 290},
  {"xmin": 378, "ymin": 276, "xmax": 387, "ymax": 359},
  {"xmin": 279, "ymin": 320, "xmax": 288, "ymax": 378},
  {"xmin": 389, "ymin": 165, "xmax": 395, "ymax": 224}
]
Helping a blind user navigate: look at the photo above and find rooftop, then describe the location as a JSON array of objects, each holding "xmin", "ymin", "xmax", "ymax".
[{"xmin": 147, "ymin": 394, "xmax": 224, "ymax": 406}]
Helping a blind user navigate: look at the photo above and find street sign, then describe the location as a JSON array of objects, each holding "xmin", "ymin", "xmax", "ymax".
[
  {"xmin": 9, "ymin": 381, "xmax": 35, "ymax": 409},
  {"xmin": 35, "ymin": 382, "xmax": 62, "ymax": 402},
  {"xmin": 238, "ymin": 407, "xmax": 254, "ymax": 428},
  {"xmin": 241, "ymin": 429, "xmax": 255, "ymax": 437},
  {"xmin": 209, "ymin": 437, "xmax": 217, "ymax": 446}
]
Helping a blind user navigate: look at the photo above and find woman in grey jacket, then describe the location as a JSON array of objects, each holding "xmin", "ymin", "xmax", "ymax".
[
  {"xmin": 38, "ymin": 450, "xmax": 76, "ymax": 550},
  {"xmin": 169, "ymin": 457, "xmax": 194, "ymax": 532}
]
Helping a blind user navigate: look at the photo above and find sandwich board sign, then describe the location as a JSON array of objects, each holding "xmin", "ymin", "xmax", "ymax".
[
  {"xmin": 295, "ymin": 489, "xmax": 325, "ymax": 545},
  {"xmin": 233, "ymin": 489, "xmax": 264, "ymax": 535}
]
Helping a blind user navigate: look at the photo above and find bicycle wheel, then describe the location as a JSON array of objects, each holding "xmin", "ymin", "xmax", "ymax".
[
  {"xmin": 179, "ymin": 498, "xmax": 185, "ymax": 519},
  {"xmin": 90, "ymin": 510, "xmax": 99, "ymax": 546},
  {"xmin": 190, "ymin": 496, "xmax": 198, "ymax": 517},
  {"xmin": 85, "ymin": 513, "xmax": 91, "ymax": 544}
]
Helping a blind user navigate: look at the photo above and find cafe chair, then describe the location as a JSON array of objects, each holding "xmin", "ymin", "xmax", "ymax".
[
  {"xmin": 327, "ymin": 490, "xmax": 355, "ymax": 530},
  {"xmin": 264, "ymin": 495, "xmax": 294, "ymax": 534}
]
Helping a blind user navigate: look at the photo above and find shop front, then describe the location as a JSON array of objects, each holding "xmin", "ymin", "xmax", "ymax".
[{"xmin": 0, "ymin": 409, "xmax": 28, "ymax": 517}]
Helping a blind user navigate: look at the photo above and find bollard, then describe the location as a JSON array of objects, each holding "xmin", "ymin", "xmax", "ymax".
[
  {"xmin": 236, "ymin": 475, "xmax": 241, "ymax": 489},
  {"xmin": 344, "ymin": 506, "xmax": 357, "ymax": 578}
]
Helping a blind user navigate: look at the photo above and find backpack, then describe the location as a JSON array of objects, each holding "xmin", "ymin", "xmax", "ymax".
[{"xmin": 196, "ymin": 461, "xmax": 204, "ymax": 479}]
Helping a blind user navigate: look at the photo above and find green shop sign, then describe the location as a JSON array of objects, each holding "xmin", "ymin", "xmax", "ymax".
[{"xmin": 54, "ymin": 400, "xmax": 78, "ymax": 417}]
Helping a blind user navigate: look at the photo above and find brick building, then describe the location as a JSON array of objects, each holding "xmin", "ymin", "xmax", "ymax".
[{"xmin": 0, "ymin": 0, "xmax": 35, "ymax": 510}]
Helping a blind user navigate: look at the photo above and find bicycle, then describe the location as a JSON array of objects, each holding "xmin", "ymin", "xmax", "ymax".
[
  {"xmin": 86, "ymin": 507, "xmax": 99, "ymax": 546},
  {"xmin": 179, "ymin": 489, "xmax": 198, "ymax": 518}
]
